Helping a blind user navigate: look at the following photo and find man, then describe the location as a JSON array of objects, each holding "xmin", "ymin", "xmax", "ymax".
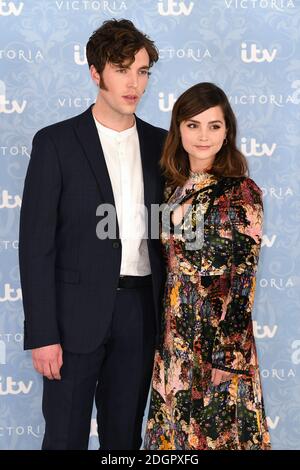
[{"xmin": 19, "ymin": 19, "xmax": 167, "ymax": 450}]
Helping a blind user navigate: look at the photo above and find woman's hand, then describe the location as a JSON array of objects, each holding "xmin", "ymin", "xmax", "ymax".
[{"xmin": 211, "ymin": 368, "xmax": 235, "ymax": 386}]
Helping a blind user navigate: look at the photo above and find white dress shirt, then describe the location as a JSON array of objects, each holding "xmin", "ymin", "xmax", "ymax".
[{"xmin": 94, "ymin": 117, "xmax": 151, "ymax": 276}]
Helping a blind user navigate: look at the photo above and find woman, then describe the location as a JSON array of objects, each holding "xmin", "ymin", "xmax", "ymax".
[{"xmin": 144, "ymin": 82, "xmax": 271, "ymax": 450}]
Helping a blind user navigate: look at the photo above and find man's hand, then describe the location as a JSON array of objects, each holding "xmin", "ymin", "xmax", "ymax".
[
  {"xmin": 32, "ymin": 344, "xmax": 63, "ymax": 380},
  {"xmin": 211, "ymin": 368, "xmax": 235, "ymax": 386}
]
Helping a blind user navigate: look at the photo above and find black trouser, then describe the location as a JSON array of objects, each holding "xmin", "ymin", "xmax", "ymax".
[{"xmin": 41, "ymin": 284, "xmax": 156, "ymax": 450}]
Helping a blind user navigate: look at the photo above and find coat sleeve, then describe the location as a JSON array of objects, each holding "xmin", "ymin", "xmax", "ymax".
[
  {"xmin": 211, "ymin": 177, "xmax": 263, "ymax": 374},
  {"xmin": 19, "ymin": 129, "xmax": 62, "ymax": 350}
]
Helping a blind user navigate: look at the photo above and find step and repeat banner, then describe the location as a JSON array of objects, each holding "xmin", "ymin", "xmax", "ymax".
[{"xmin": 0, "ymin": 0, "xmax": 300, "ymax": 450}]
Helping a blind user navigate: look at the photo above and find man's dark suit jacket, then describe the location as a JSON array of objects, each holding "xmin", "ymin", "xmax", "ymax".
[{"xmin": 19, "ymin": 106, "xmax": 167, "ymax": 353}]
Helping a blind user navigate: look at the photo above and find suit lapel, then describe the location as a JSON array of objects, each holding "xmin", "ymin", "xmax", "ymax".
[
  {"xmin": 136, "ymin": 116, "xmax": 157, "ymax": 216},
  {"xmin": 74, "ymin": 105, "xmax": 116, "ymax": 208}
]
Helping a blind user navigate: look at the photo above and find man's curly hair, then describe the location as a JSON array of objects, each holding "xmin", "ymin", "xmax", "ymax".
[{"xmin": 86, "ymin": 18, "xmax": 159, "ymax": 86}]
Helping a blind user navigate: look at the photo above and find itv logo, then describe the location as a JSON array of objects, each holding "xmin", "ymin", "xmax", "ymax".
[
  {"xmin": 253, "ymin": 321, "xmax": 278, "ymax": 339},
  {"xmin": 291, "ymin": 340, "xmax": 300, "ymax": 365},
  {"xmin": 0, "ymin": 376, "xmax": 33, "ymax": 395},
  {"xmin": 0, "ymin": 80, "xmax": 27, "ymax": 114},
  {"xmin": 261, "ymin": 234, "xmax": 277, "ymax": 248},
  {"xmin": 158, "ymin": 92, "xmax": 176, "ymax": 112},
  {"xmin": 74, "ymin": 44, "xmax": 87, "ymax": 65},
  {"xmin": 0, "ymin": 190, "xmax": 22, "ymax": 209},
  {"xmin": 0, "ymin": 0, "xmax": 24, "ymax": 16},
  {"xmin": 241, "ymin": 42, "xmax": 277, "ymax": 63},
  {"xmin": 0, "ymin": 340, "xmax": 6, "ymax": 365},
  {"xmin": 241, "ymin": 138, "xmax": 277, "ymax": 157},
  {"xmin": 291, "ymin": 79, "xmax": 300, "ymax": 105},
  {"xmin": 266, "ymin": 416, "xmax": 280, "ymax": 430},
  {"xmin": 158, "ymin": 0, "xmax": 194, "ymax": 16},
  {"xmin": 0, "ymin": 283, "xmax": 22, "ymax": 302}
]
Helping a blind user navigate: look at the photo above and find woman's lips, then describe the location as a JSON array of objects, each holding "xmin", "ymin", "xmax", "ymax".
[{"xmin": 194, "ymin": 145, "xmax": 210, "ymax": 150}]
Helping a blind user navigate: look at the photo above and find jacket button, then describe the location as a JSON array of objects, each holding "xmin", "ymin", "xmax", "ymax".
[{"xmin": 112, "ymin": 241, "xmax": 120, "ymax": 249}]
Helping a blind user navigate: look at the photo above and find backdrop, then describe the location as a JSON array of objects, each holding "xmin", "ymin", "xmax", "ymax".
[{"xmin": 0, "ymin": 0, "xmax": 299, "ymax": 450}]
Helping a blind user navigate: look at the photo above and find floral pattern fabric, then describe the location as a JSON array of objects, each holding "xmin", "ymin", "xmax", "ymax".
[{"xmin": 144, "ymin": 175, "xmax": 271, "ymax": 450}]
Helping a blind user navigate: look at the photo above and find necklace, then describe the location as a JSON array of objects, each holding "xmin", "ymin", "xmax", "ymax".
[{"xmin": 189, "ymin": 170, "xmax": 210, "ymax": 183}]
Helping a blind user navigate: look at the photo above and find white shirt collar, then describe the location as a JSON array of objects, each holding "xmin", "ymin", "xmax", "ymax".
[{"xmin": 93, "ymin": 116, "xmax": 137, "ymax": 140}]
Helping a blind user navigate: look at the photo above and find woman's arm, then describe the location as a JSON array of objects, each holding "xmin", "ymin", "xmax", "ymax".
[{"xmin": 211, "ymin": 177, "xmax": 263, "ymax": 375}]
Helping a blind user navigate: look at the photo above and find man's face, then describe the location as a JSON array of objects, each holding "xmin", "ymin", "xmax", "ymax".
[{"xmin": 91, "ymin": 48, "xmax": 151, "ymax": 117}]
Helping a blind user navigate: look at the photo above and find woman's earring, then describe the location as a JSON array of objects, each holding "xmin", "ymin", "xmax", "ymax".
[{"xmin": 223, "ymin": 137, "xmax": 228, "ymax": 145}]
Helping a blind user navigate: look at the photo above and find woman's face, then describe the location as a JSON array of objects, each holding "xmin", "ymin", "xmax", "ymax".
[{"xmin": 179, "ymin": 105, "xmax": 227, "ymax": 172}]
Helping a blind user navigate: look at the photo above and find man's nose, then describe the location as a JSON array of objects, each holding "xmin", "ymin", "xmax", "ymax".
[{"xmin": 127, "ymin": 72, "xmax": 138, "ymax": 88}]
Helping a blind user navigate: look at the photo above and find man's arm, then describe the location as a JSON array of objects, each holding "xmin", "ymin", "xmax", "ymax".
[{"xmin": 19, "ymin": 129, "xmax": 63, "ymax": 377}]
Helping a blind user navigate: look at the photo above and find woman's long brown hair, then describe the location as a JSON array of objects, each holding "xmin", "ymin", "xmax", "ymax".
[{"xmin": 160, "ymin": 82, "xmax": 249, "ymax": 189}]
